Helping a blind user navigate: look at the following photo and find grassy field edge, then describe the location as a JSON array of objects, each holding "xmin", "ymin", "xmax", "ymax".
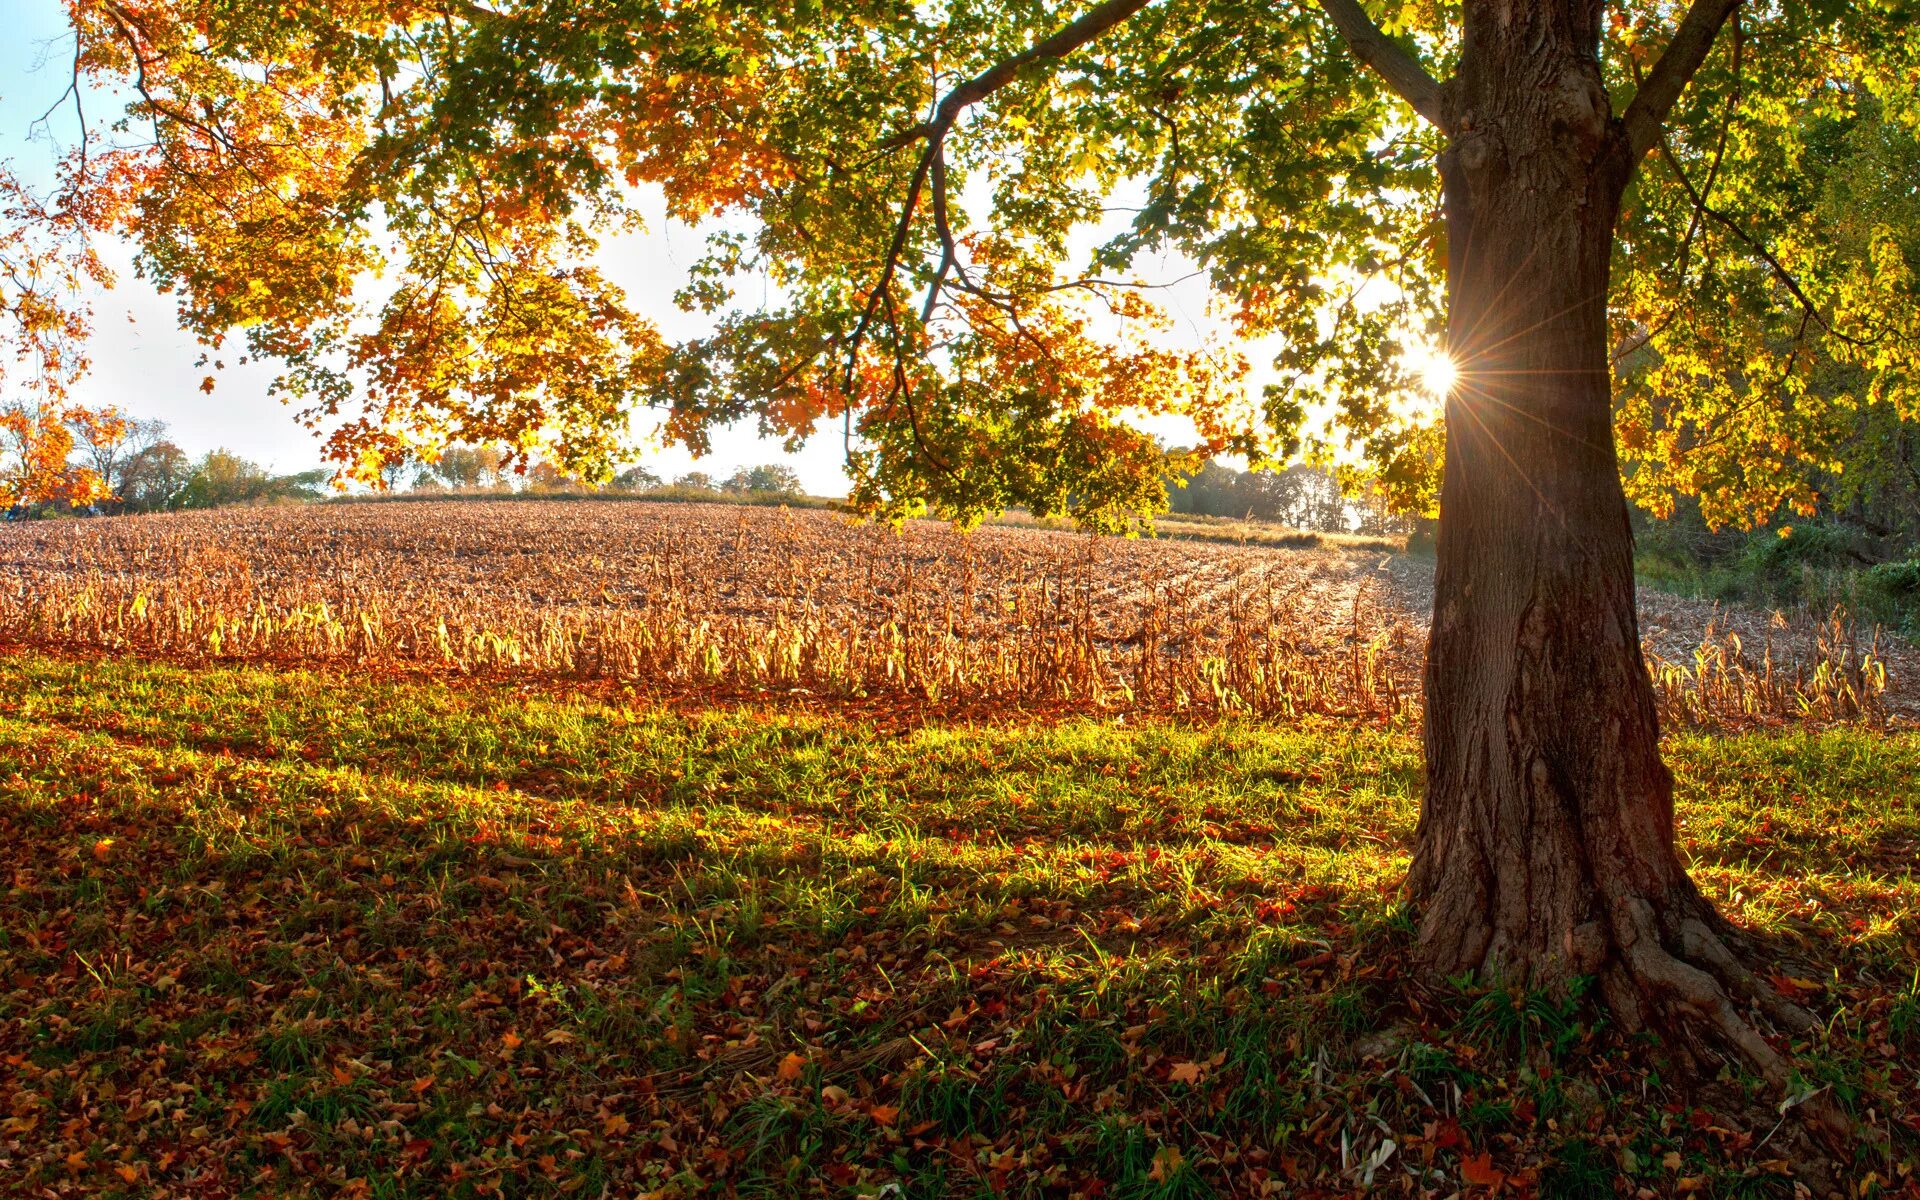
[{"xmin": 1, "ymin": 650, "xmax": 1915, "ymax": 1197}]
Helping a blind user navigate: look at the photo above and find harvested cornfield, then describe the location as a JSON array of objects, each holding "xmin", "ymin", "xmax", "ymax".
[{"xmin": 0, "ymin": 499, "xmax": 1899, "ymax": 723}]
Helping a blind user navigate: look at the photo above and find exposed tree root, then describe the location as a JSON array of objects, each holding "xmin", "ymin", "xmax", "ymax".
[
  {"xmin": 1603, "ymin": 896, "xmax": 1853, "ymax": 1148},
  {"xmin": 1415, "ymin": 871, "xmax": 1857, "ymax": 1150}
]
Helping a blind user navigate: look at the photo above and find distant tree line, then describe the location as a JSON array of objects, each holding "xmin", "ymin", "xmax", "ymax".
[
  {"xmin": 1166, "ymin": 460, "xmax": 1410, "ymax": 536},
  {"xmin": 2, "ymin": 410, "xmax": 814, "ymax": 518},
  {"xmin": 407, "ymin": 446, "xmax": 807, "ymax": 498},
  {"xmin": 1, "ymin": 408, "xmax": 327, "ymax": 517}
]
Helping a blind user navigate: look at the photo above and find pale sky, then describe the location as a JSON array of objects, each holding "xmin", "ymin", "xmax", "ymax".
[{"xmin": 0, "ymin": 0, "xmax": 1249, "ymax": 495}]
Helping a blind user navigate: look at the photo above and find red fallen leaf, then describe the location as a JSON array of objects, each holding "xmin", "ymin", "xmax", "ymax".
[
  {"xmin": 1462, "ymin": 1153, "xmax": 1506, "ymax": 1188},
  {"xmin": 1767, "ymin": 974, "xmax": 1821, "ymax": 997}
]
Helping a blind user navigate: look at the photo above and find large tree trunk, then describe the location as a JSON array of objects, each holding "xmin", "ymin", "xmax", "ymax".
[{"xmin": 1408, "ymin": 5, "xmax": 1831, "ymax": 1111}]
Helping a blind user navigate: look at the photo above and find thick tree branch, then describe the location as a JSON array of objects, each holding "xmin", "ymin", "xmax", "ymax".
[
  {"xmin": 882, "ymin": 0, "xmax": 1156, "ymax": 150},
  {"xmin": 850, "ymin": 0, "xmax": 1158, "ymax": 414},
  {"xmin": 1621, "ymin": 0, "xmax": 1742, "ymax": 163},
  {"xmin": 1316, "ymin": 0, "xmax": 1447, "ymax": 128}
]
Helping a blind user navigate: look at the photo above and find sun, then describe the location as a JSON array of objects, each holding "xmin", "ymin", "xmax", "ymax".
[{"xmin": 1407, "ymin": 344, "xmax": 1459, "ymax": 407}]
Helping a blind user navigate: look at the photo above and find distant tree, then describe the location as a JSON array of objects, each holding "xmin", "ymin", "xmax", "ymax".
[
  {"xmin": 724, "ymin": 464, "xmax": 804, "ymax": 496},
  {"xmin": 67, "ymin": 411, "xmax": 168, "ymax": 510},
  {"xmin": 118, "ymin": 441, "xmax": 193, "ymax": 512},
  {"xmin": 378, "ymin": 452, "xmax": 419, "ymax": 492},
  {"xmin": 1167, "ymin": 460, "xmax": 1349, "ymax": 532},
  {"xmin": 2, "ymin": 401, "xmax": 116, "ymax": 512},
  {"xmin": 610, "ymin": 464, "xmax": 662, "ymax": 491},
  {"xmin": 1286, "ymin": 467, "xmax": 1347, "ymax": 533},
  {"xmin": 523, "ymin": 461, "xmax": 580, "ymax": 492},
  {"xmin": 673, "ymin": 472, "xmax": 717, "ymax": 492},
  {"xmin": 1351, "ymin": 486, "xmax": 1415, "ymax": 537},
  {"xmin": 177, "ymin": 450, "xmax": 325, "ymax": 509},
  {"xmin": 430, "ymin": 444, "xmax": 506, "ymax": 491}
]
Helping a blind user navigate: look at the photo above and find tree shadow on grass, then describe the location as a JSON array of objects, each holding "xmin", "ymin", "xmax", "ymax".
[{"xmin": 0, "ymin": 662, "xmax": 1911, "ymax": 1195}]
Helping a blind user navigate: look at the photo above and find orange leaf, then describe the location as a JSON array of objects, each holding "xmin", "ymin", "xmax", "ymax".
[
  {"xmin": 603, "ymin": 1112, "xmax": 631, "ymax": 1137},
  {"xmin": 91, "ymin": 838, "xmax": 114, "ymax": 861},
  {"xmin": 777, "ymin": 1052, "xmax": 806, "ymax": 1081},
  {"xmin": 1168, "ymin": 1061, "xmax": 1205, "ymax": 1085},
  {"xmin": 1462, "ymin": 1152, "xmax": 1506, "ymax": 1188},
  {"xmin": 409, "ymin": 1076, "xmax": 435, "ymax": 1094},
  {"xmin": 870, "ymin": 1104, "xmax": 899, "ymax": 1126},
  {"xmin": 501, "ymin": 1031, "xmax": 523, "ymax": 1056},
  {"xmin": 115, "ymin": 1165, "xmax": 140, "ymax": 1183}
]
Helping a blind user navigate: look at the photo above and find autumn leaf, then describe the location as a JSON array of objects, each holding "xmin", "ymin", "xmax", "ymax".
[
  {"xmin": 91, "ymin": 838, "xmax": 114, "ymax": 860},
  {"xmin": 1461, "ymin": 1152, "xmax": 1506, "ymax": 1188},
  {"xmin": 1167, "ymin": 1061, "xmax": 1205, "ymax": 1085},
  {"xmin": 777, "ymin": 1052, "xmax": 807, "ymax": 1081},
  {"xmin": 603, "ymin": 1112, "xmax": 631, "ymax": 1137},
  {"xmin": 869, "ymin": 1104, "xmax": 899, "ymax": 1126},
  {"xmin": 1149, "ymin": 1146, "xmax": 1184, "ymax": 1182}
]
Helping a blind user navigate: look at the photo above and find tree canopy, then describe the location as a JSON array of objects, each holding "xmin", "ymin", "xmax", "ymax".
[{"xmin": 2, "ymin": 0, "xmax": 1910, "ymax": 525}]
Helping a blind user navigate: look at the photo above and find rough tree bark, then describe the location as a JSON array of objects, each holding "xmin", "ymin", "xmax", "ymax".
[{"xmin": 1404, "ymin": 2, "xmax": 1839, "ymax": 1129}]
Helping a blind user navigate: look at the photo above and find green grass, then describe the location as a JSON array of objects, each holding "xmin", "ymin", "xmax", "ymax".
[{"xmin": 0, "ymin": 650, "xmax": 1914, "ymax": 1197}]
